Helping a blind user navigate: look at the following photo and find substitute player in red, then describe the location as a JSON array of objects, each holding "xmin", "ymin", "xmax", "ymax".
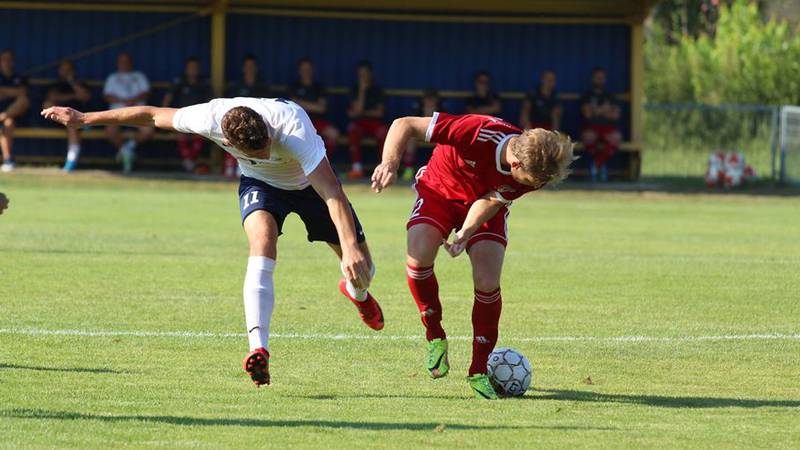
[{"xmin": 371, "ymin": 112, "xmax": 574, "ymax": 399}]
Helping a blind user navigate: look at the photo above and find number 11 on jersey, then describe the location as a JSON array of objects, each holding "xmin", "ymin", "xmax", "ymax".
[{"xmin": 242, "ymin": 191, "xmax": 260, "ymax": 209}]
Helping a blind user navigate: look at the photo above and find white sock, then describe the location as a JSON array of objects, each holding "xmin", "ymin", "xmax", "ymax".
[
  {"xmin": 66, "ymin": 144, "xmax": 80, "ymax": 162},
  {"xmin": 243, "ymin": 256, "xmax": 276, "ymax": 351},
  {"xmin": 344, "ymin": 263, "xmax": 376, "ymax": 302}
]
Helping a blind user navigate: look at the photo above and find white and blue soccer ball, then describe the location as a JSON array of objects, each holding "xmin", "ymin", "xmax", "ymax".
[{"xmin": 486, "ymin": 347, "xmax": 533, "ymax": 397}]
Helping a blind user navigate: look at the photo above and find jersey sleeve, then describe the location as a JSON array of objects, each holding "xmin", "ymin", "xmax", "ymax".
[
  {"xmin": 281, "ymin": 106, "xmax": 326, "ymax": 175},
  {"xmin": 171, "ymin": 101, "xmax": 215, "ymax": 135},
  {"xmin": 425, "ymin": 112, "xmax": 486, "ymax": 147}
]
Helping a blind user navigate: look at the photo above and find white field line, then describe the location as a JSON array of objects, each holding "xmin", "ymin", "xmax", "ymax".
[{"xmin": 0, "ymin": 328, "xmax": 798, "ymax": 343}]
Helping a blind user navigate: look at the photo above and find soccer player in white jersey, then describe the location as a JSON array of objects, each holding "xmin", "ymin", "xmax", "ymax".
[{"xmin": 42, "ymin": 97, "xmax": 384, "ymax": 387}]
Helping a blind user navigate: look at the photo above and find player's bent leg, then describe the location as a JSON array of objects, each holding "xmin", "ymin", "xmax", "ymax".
[
  {"xmin": 106, "ymin": 124, "xmax": 122, "ymax": 150},
  {"xmin": 466, "ymin": 240, "xmax": 505, "ymax": 398},
  {"xmin": 63, "ymin": 127, "xmax": 81, "ymax": 172},
  {"xmin": 407, "ymin": 223, "xmax": 449, "ymax": 378},
  {"xmin": 347, "ymin": 121, "xmax": 364, "ymax": 177},
  {"xmin": 328, "ymin": 241, "xmax": 384, "ymax": 331},
  {"xmin": 1, "ymin": 118, "xmax": 15, "ymax": 169},
  {"xmin": 321, "ymin": 125, "xmax": 340, "ymax": 157},
  {"xmin": 241, "ymin": 210, "xmax": 280, "ymax": 386}
]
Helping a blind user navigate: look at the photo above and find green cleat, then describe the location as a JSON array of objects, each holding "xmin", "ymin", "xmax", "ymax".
[
  {"xmin": 426, "ymin": 338, "xmax": 449, "ymax": 378},
  {"xmin": 401, "ymin": 167, "xmax": 415, "ymax": 181},
  {"xmin": 467, "ymin": 374, "xmax": 498, "ymax": 400}
]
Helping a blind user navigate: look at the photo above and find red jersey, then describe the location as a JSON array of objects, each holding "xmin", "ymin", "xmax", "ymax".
[{"xmin": 418, "ymin": 112, "xmax": 539, "ymax": 203}]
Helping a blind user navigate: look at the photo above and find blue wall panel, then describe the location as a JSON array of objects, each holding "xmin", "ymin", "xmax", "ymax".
[
  {"xmin": 0, "ymin": 9, "xmax": 210, "ymax": 81},
  {"xmin": 226, "ymin": 14, "xmax": 631, "ymax": 137},
  {"xmin": 2, "ymin": 8, "xmax": 632, "ymax": 160}
]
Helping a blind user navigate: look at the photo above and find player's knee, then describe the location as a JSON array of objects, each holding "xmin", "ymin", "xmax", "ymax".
[
  {"xmin": 473, "ymin": 272, "xmax": 500, "ymax": 293},
  {"xmin": 325, "ymin": 127, "xmax": 340, "ymax": 140},
  {"xmin": 2, "ymin": 117, "xmax": 15, "ymax": 128},
  {"xmin": 248, "ymin": 234, "xmax": 275, "ymax": 256},
  {"xmin": 407, "ymin": 227, "xmax": 442, "ymax": 266},
  {"xmin": 607, "ymin": 131, "xmax": 622, "ymax": 146}
]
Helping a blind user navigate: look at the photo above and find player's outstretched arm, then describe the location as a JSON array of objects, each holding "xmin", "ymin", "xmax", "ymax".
[
  {"xmin": 371, "ymin": 116, "xmax": 431, "ymax": 192},
  {"xmin": 307, "ymin": 159, "xmax": 372, "ymax": 289},
  {"xmin": 443, "ymin": 194, "xmax": 505, "ymax": 257},
  {"xmin": 41, "ymin": 105, "xmax": 178, "ymax": 130}
]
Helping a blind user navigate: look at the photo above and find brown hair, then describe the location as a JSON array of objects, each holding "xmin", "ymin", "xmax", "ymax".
[
  {"xmin": 221, "ymin": 106, "xmax": 270, "ymax": 152},
  {"xmin": 511, "ymin": 128, "xmax": 576, "ymax": 186}
]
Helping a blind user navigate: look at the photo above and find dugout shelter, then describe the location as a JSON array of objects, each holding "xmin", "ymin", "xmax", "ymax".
[{"xmin": 0, "ymin": 0, "xmax": 659, "ymax": 179}]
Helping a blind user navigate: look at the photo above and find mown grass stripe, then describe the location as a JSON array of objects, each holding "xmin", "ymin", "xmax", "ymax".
[{"xmin": 1, "ymin": 328, "xmax": 798, "ymax": 343}]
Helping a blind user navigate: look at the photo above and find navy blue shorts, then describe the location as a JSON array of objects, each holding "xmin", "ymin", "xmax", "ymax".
[{"xmin": 238, "ymin": 175, "xmax": 366, "ymax": 244}]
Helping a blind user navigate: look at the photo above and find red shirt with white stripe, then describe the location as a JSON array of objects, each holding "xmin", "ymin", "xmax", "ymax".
[{"xmin": 419, "ymin": 112, "xmax": 538, "ymax": 203}]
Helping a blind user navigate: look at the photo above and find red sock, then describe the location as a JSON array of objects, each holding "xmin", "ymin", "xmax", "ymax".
[
  {"xmin": 406, "ymin": 264, "xmax": 446, "ymax": 341},
  {"xmin": 469, "ymin": 288, "xmax": 502, "ymax": 375}
]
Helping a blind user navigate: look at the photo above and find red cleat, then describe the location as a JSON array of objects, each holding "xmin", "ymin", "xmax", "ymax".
[
  {"xmin": 339, "ymin": 279, "xmax": 385, "ymax": 331},
  {"xmin": 243, "ymin": 347, "xmax": 270, "ymax": 387}
]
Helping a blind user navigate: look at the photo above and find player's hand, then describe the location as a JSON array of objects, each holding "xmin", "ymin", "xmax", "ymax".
[
  {"xmin": 371, "ymin": 162, "xmax": 398, "ymax": 193},
  {"xmin": 0, "ymin": 192, "xmax": 8, "ymax": 215},
  {"xmin": 442, "ymin": 228, "xmax": 472, "ymax": 258},
  {"xmin": 41, "ymin": 106, "xmax": 84, "ymax": 128},
  {"xmin": 341, "ymin": 246, "xmax": 372, "ymax": 289}
]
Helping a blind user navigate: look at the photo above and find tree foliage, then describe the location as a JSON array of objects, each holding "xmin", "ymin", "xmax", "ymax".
[{"xmin": 646, "ymin": 0, "xmax": 800, "ymax": 104}]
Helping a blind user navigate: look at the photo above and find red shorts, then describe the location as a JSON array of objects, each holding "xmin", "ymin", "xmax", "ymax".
[{"xmin": 406, "ymin": 181, "xmax": 509, "ymax": 250}]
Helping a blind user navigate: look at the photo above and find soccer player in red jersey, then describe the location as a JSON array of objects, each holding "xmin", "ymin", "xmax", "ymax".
[{"xmin": 371, "ymin": 112, "xmax": 574, "ymax": 399}]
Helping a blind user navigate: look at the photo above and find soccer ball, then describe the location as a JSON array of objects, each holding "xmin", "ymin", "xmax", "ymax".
[{"xmin": 486, "ymin": 348, "xmax": 532, "ymax": 397}]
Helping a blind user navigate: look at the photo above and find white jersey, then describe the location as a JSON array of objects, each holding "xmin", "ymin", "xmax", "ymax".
[
  {"xmin": 104, "ymin": 71, "xmax": 150, "ymax": 109},
  {"xmin": 172, "ymin": 97, "xmax": 326, "ymax": 190}
]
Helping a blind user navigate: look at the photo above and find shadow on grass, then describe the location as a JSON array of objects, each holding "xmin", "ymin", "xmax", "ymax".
[
  {"xmin": 3, "ymin": 409, "xmax": 617, "ymax": 431},
  {"xmin": 0, "ymin": 363, "xmax": 123, "ymax": 374},
  {"xmin": 555, "ymin": 176, "xmax": 800, "ymax": 197},
  {"xmin": 288, "ymin": 393, "xmax": 467, "ymax": 401},
  {"xmin": 532, "ymin": 388, "xmax": 800, "ymax": 409}
]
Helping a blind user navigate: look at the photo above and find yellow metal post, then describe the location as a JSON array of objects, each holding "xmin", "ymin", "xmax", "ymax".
[
  {"xmin": 630, "ymin": 21, "xmax": 644, "ymax": 145},
  {"xmin": 629, "ymin": 20, "xmax": 645, "ymax": 179},
  {"xmin": 210, "ymin": 0, "xmax": 228, "ymax": 172}
]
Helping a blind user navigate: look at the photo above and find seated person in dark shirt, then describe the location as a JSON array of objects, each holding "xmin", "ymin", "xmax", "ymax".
[
  {"xmin": 346, "ymin": 60, "xmax": 387, "ymax": 179},
  {"xmin": 0, "ymin": 49, "xmax": 30, "ymax": 172},
  {"xmin": 288, "ymin": 58, "xmax": 339, "ymax": 158},
  {"xmin": 226, "ymin": 54, "xmax": 271, "ymax": 98},
  {"xmin": 520, "ymin": 69, "xmax": 562, "ymax": 131},
  {"xmin": 223, "ymin": 53, "xmax": 271, "ymax": 177},
  {"xmin": 464, "ymin": 70, "xmax": 501, "ymax": 116},
  {"xmin": 163, "ymin": 56, "xmax": 212, "ymax": 173},
  {"xmin": 43, "ymin": 59, "xmax": 92, "ymax": 172},
  {"xmin": 580, "ymin": 67, "xmax": 622, "ymax": 182},
  {"xmin": 401, "ymin": 88, "xmax": 441, "ymax": 181}
]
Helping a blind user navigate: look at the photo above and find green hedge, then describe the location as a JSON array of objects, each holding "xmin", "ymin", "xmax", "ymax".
[{"xmin": 645, "ymin": 0, "xmax": 800, "ymax": 105}]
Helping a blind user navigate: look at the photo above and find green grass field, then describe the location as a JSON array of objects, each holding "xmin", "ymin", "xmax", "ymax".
[{"xmin": 1, "ymin": 171, "xmax": 798, "ymax": 449}]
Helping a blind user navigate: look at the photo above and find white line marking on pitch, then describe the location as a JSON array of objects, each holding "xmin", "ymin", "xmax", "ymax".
[{"xmin": 0, "ymin": 328, "xmax": 798, "ymax": 343}]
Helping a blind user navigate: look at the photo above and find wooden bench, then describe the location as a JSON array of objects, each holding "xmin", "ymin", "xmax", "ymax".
[
  {"xmin": 13, "ymin": 126, "xmax": 641, "ymax": 179},
  {"xmin": 16, "ymin": 78, "xmax": 641, "ymax": 178}
]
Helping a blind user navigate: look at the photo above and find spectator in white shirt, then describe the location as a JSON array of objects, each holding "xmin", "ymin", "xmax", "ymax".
[{"xmin": 103, "ymin": 52, "xmax": 153, "ymax": 173}]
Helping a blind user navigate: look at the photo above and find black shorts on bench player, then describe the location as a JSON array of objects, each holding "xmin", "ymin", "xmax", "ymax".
[{"xmin": 41, "ymin": 96, "xmax": 384, "ymax": 388}]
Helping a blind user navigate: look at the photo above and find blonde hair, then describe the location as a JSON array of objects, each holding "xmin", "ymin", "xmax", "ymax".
[{"xmin": 511, "ymin": 128, "xmax": 576, "ymax": 186}]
